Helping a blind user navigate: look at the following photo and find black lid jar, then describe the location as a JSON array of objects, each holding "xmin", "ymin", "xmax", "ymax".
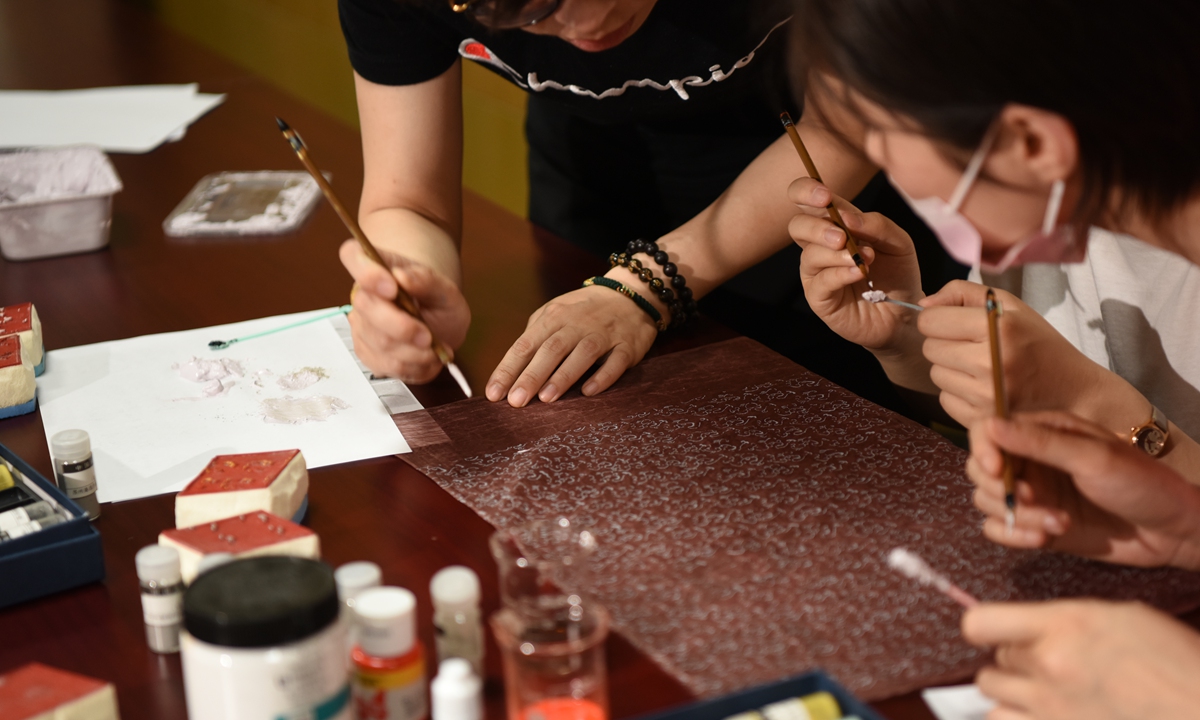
[{"xmin": 179, "ymin": 557, "xmax": 351, "ymax": 720}]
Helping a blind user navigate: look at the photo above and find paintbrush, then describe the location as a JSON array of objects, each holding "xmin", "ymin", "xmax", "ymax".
[
  {"xmin": 209, "ymin": 305, "xmax": 351, "ymax": 351},
  {"xmin": 274, "ymin": 117, "xmax": 471, "ymax": 398},
  {"xmin": 985, "ymin": 288, "xmax": 1017, "ymax": 533},
  {"xmin": 780, "ymin": 112, "xmax": 875, "ymax": 291},
  {"xmin": 887, "ymin": 547, "xmax": 979, "ymax": 609}
]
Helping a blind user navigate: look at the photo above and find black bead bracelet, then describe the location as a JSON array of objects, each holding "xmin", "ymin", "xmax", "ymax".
[
  {"xmin": 609, "ymin": 252, "xmax": 685, "ymax": 327},
  {"xmin": 627, "ymin": 239, "xmax": 698, "ymax": 320}
]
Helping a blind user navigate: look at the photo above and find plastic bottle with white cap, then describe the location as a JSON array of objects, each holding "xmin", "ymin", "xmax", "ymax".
[
  {"xmin": 351, "ymin": 586, "xmax": 427, "ymax": 720},
  {"xmin": 429, "ymin": 566, "xmax": 484, "ymax": 676},
  {"xmin": 335, "ymin": 561, "xmax": 382, "ymax": 655},
  {"xmin": 431, "ymin": 658, "xmax": 483, "ymax": 720},
  {"xmin": 50, "ymin": 429, "xmax": 100, "ymax": 520},
  {"xmin": 136, "ymin": 544, "xmax": 184, "ymax": 653}
]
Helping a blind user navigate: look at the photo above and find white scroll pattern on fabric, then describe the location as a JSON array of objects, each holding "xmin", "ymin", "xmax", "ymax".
[{"xmin": 421, "ymin": 377, "xmax": 1200, "ymax": 700}]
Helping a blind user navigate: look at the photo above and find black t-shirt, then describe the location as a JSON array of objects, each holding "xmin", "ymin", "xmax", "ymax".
[{"xmin": 339, "ymin": 0, "xmax": 797, "ymax": 131}]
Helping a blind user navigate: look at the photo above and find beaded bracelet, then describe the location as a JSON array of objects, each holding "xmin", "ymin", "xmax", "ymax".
[
  {"xmin": 626, "ymin": 239, "xmax": 699, "ymax": 320},
  {"xmin": 609, "ymin": 252, "xmax": 683, "ymax": 328},
  {"xmin": 582, "ymin": 276, "xmax": 668, "ymax": 332}
]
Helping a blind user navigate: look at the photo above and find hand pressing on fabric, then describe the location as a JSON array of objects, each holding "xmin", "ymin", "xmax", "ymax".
[
  {"xmin": 485, "ymin": 281, "xmax": 661, "ymax": 407},
  {"xmin": 340, "ymin": 240, "xmax": 470, "ymax": 384},
  {"xmin": 919, "ymin": 281, "xmax": 1110, "ymax": 427},
  {"xmin": 967, "ymin": 411, "xmax": 1200, "ymax": 569},
  {"xmin": 962, "ymin": 600, "xmax": 1200, "ymax": 720},
  {"xmin": 789, "ymin": 177, "xmax": 931, "ymax": 392}
]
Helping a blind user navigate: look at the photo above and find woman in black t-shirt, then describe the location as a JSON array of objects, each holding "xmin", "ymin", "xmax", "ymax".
[{"xmin": 338, "ymin": 0, "xmax": 958, "ymax": 407}]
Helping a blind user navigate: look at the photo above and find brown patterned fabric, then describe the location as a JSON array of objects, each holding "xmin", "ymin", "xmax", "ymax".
[{"xmin": 403, "ymin": 338, "xmax": 1200, "ymax": 699}]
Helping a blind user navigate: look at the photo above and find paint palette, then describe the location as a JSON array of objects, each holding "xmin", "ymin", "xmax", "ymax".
[{"xmin": 162, "ymin": 171, "xmax": 323, "ymax": 237}]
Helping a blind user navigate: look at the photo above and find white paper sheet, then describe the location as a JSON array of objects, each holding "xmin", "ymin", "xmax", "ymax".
[
  {"xmin": 37, "ymin": 309, "xmax": 411, "ymax": 504},
  {"xmin": 922, "ymin": 684, "xmax": 997, "ymax": 720},
  {"xmin": 0, "ymin": 84, "xmax": 225, "ymax": 153}
]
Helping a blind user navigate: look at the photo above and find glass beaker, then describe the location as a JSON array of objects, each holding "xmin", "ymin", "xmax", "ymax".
[
  {"xmin": 489, "ymin": 518, "xmax": 608, "ymax": 720},
  {"xmin": 489, "ymin": 517, "xmax": 598, "ymax": 624},
  {"xmin": 491, "ymin": 601, "xmax": 609, "ymax": 720}
]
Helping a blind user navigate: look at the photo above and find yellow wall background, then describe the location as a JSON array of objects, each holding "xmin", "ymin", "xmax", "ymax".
[{"xmin": 146, "ymin": 0, "xmax": 530, "ymax": 217}]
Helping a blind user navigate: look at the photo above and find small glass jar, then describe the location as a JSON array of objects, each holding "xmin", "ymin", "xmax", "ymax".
[{"xmin": 180, "ymin": 557, "xmax": 350, "ymax": 720}]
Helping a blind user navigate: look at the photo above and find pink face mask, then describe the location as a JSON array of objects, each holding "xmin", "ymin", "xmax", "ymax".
[{"xmin": 892, "ymin": 128, "xmax": 1086, "ymax": 272}]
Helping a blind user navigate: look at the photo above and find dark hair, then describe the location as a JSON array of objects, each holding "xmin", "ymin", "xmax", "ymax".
[{"xmin": 791, "ymin": 0, "xmax": 1200, "ymax": 225}]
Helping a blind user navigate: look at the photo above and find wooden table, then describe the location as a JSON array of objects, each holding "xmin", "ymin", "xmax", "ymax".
[{"xmin": 0, "ymin": 2, "xmax": 938, "ymax": 717}]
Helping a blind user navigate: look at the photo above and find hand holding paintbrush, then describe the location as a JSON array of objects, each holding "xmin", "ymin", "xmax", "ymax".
[
  {"xmin": 275, "ymin": 117, "xmax": 472, "ymax": 398},
  {"xmin": 780, "ymin": 113, "xmax": 923, "ymax": 314}
]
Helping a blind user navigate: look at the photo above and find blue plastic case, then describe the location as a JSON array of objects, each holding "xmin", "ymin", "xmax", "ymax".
[
  {"xmin": 0, "ymin": 442, "xmax": 105, "ymax": 609},
  {"xmin": 632, "ymin": 670, "xmax": 884, "ymax": 720}
]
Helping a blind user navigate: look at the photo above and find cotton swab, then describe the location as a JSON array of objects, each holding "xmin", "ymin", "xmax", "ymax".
[
  {"xmin": 887, "ymin": 547, "xmax": 979, "ymax": 608},
  {"xmin": 862, "ymin": 290, "xmax": 923, "ymax": 312},
  {"xmin": 208, "ymin": 305, "xmax": 352, "ymax": 351}
]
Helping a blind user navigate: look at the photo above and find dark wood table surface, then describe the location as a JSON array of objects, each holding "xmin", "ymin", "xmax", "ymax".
[{"xmin": 0, "ymin": 1, "xmax": 940, "ymax": 717}]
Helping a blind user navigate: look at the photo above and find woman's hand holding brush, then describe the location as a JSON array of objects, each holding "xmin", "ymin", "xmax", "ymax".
[
  {"xmin": 789, "ymin": 177, "xmax": 933, "ymax": 391},
  {"xmin": 341, "ymin": 240, "xmax": 470, "ymax": 384},
  {"xmin": 966, "ymin": 410, "xmax": 1200, "ymax": 569}
]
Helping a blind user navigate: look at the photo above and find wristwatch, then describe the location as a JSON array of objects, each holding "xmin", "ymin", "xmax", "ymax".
[{"xmin": 1130, "ymin": 405, "xmax": 1170, "ymax": 457}]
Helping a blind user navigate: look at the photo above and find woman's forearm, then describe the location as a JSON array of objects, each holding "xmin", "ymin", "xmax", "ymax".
[{"xmin": 653, "ymin": 124, "xmax": 879, "ymax": 301}]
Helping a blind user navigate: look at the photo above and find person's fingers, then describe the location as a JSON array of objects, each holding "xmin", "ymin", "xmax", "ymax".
[
  {"xmin": 787, "ymin": 176, "xmax": 835, "ymax": 209},
  {"xmin": 352, "ymin": 284, "xmax": 432, "ymax": 348},
  {"xmin": 340, "ymin": 240, "xmax": 397, "ymax": 299},
  {"xmin": 922, "ymin": 279, "xmax": 994, "ymax": 309},
  {"xmin": 986, "ymin": 416, "xmax": 1121, "ymax": 479},
  {"xmin": 976, "ymin": 666, "xmax": 1038, "ymax": 714},
  {"xmin": 962, "ymin": 602, "xmax": 1059, "ymax": 647},
  {"xmin": 506, "ymin": 328, "xmax": 583, "ymax": 408},
  {"xmin": 789, "ymin": 212, "xmax": 847, "ymax": 251},
  {"xmin": 800, "ymin": 245, "xmax": 866, "ymax": 292},
  {"xmin": 929, "ymin": 363, "xmax": 991, "ymax": 411},
  {"xmin": 938, "ymin": 390, "xmax": 987, "ymax": 429},
  {"xmin": 918, "ymin": 306, "xmax": 989, "ymax": 342},
  {"xmin": 487, "ymin": 323, "xmax": 558, "ymax": 402},
  {"xmin": 581, "ymin": 344, "xmax": 638, "ymax": 397},
  {"xmin": 923, "ymin": 337, "xmax": 990, "ymax": 378},
  {"xmin": 538, "ymin": 333, "xmax": 612, "ymax": 403},
  {"xmin": 986, "ymin": 706, "xmax": 1035, "ymax": 720},
  {"xmin": 346, "ymin": 310, "xmax": 440, "ymax": 381}
]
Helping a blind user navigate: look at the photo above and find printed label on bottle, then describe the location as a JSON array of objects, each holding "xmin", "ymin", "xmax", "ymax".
[
  {"xmin": 277, "ymin": 684, "xmax": 351, "ymax": 720},
  {"xmin": 58, "ymin": 462, "xmax": 97, "ymax": 499},
  {"xmin": 353, "ymin": 663, "xmax": 427, "ymax": 720},
  {"xmin": 141, "ymin": 592, "xmax": 183, "ymax": 626},
  {"xmin": 60, "ymin": 457, "xmax": 93, "ymax": 474}
]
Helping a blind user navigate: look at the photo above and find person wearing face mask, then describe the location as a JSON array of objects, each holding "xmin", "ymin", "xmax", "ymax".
[
  {"xmin": 785, "ymin": 11, "xmax": 1200, "ymax": 488},
  {"xmin": 336, "ymin": 0, "xmax": 963, "ymax": 412},
  {"xmin": 785, "ymin": 1, "xmax": 1200, "ymax": 718}
]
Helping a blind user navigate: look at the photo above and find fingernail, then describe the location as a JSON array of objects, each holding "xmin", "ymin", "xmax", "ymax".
[
  {"xmin": 486, "ymin": 382, "xmax": 503, "ymax": 402},
  {"xmin": 844, "ymin": 211, "xmax": 862, "ymax": 229},
  {"xmin": 413, "ymin": 330, "xmax": 431, "ymax": 348},
  {"xmin": 1044, "ymin": 514, "xmax": 1065, "ymax": 534},
  {"xmin": 539, "ymin": 384, "xmax": 558, "ymax": 403},
  {"xmin": 823, "ymin": 228, "xmax": 844, "ymax": 245},
  {"xmin": 375, "ymin": 280, "xmax": 392, "ymax": 296},
  {"xmin": 582, "ymin": 382, "xmax": 598, "ymax": 396},
  {"xmin": 509, "ymin": 387, "xmax": 528, "ymax": 407},
  {"xmin": 811, "ymin": 187, "xmax": 830, "ymax": 205}
]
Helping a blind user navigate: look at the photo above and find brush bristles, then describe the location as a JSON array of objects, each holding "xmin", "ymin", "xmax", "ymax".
[{"xmin": 275, "ymin": 116, "xmax": 290, "ymax": 132}]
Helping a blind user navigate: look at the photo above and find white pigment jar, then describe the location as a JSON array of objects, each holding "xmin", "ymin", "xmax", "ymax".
[{"xmin": 180, "ymin": 556, "xmax": 350, "ymax": 720}]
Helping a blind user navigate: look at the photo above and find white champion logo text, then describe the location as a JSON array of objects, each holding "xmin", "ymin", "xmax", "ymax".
[{"xmin": 457, "ymin": 17, "xmax": 791, "ymax": 101}]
